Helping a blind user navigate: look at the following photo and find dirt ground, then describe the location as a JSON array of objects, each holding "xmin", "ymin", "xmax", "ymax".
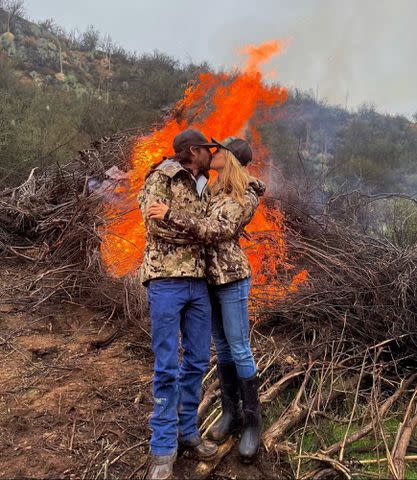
[{"xmin": 0, "ymin": 264, "xmax": 287, "ymax": 479}]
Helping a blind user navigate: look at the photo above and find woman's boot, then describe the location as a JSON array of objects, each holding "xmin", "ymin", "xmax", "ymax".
[
  {"xmin": 238, "ymin": 374, "xmax": 262, "ymax": 462},
  {"xmin": 207, "ymin": 362, "xmax": 242, "ymax": 443}
]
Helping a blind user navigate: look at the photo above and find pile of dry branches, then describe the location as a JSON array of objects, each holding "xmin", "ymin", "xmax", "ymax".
[
  {"xmin": 0, "ymin": 131, "xmax": 145, "ymax": 320},
  {"xmin": 255, "ymin": 213, "xmax": 417, "ymax": 354}
]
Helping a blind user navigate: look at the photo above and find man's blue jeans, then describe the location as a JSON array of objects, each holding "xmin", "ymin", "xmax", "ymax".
[
  {"xmin": 210, "ymin": 276, "xmax": 257, "ymax": 379},
  {"xmin": 147, "ymin": 277, "xmax": 212, "ymax": 456}
]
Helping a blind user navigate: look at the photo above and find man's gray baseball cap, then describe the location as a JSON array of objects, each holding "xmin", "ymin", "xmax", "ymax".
[{"xmin": 173, "ymin": 129, "xmax": 218, "ymax": 153}]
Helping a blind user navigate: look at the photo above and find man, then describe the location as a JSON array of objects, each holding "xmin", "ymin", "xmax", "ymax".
[{"xmin": 137, "ymin": 129, "xmax": 218, "ymax": 480}]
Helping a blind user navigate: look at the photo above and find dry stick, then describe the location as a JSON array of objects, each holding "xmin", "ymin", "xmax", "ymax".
[
  {"xmin": 7, "ymin": 246, "xmax": 40, "ymax": 261},
  {"xmin": 296, "ymin": 360, "xmax": 320, "ymax": 479},
  {"xmin": 394, "ymin": 414, "xmax": 417, "ymax": 474},
  {"xmin": 32, "ymin": 280, "xmax": 65, "ymax": 309},
  {"xmin": 263, "ymin": 365, "xmax": 312, "ymax": 452},
  {"xmin": 339, "ymin": 350, "xmax": 368, "ymax": 462},
  {"xmin": 201, "ymin": 364, "xmax": 217, "ymax": 386},
  {"xmin": 108, "ymin": 440, "xmax": 147, "ymax": 466},
  {"xmin": 368, "ymin": 346, "xmax": 386, "ymax": 477},
  {"xmin": 391, "ymin": 387, "xmax": 417, "ymax": 456},
  {"xmin": 323, "ymin": 373, "xmax": 417, "ymax": 456},
  {"xmin": 360, "ymin": 455, "xmax": 417, "ymax": 465},
  {"xmin": 257, "ymin": 344, "xmax": 285, "ymax": 378},
  {"xmin": 202, "ymin": 410, "xmax": 222, "ymax": 440},
  {"xmin": 69, "ymin": 415, "xmax": 77, "ymax": 451},
  {"xmin": 372, "ymin": 349, "xmax": 404, "ymax": 474},
  {"xmin": 390, "ymin": 388, "xmax": 417, "ymax": 480},
  {"xmin": 263, "ymin": 374, "xmax": 360, "ymax": 452},
  {"xmin": 260, "ymin": 365, "xmax": 305, "ymax": 404},
  {"xmin": 317, "ymin": 324, "xmax": 348, "ymax": 416},
  {"xmin": 301, "ymin": 467, "xmax": 346, "ymax": 480},
  {"xmin": 298, "ymin": 452, "xmax": 351, "ymax": 479},
  {"xmin": 90, "ymin": 329, "xmax": 122, "ymax": 350},
  {"xmin": 200, "ymin": 404, "xmax": 221, "ymax": 433},
  {"xmin": 194, "ymin": 436, "xmax": 236, "ymax": 480},
  {"xmin": 198, "ymin": 379, "xmax": 220, "ymax": 421},
  {"xmin": 377, "ymin": 415, "xmax": 396, "ymax": 480}
]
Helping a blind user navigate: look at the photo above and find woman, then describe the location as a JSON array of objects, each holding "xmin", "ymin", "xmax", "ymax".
[{"xmin": 147, "ymin": 137, "xmax": 265, "ymax": 462}]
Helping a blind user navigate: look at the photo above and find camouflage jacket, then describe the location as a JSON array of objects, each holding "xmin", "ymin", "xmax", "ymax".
[
  {"xmin": 164, "ymin": 177, "xmax": 266, "ymax": 285},
  {"xmin": 137, "ymin": 158, "xmax": 209, "ymax": 285}
]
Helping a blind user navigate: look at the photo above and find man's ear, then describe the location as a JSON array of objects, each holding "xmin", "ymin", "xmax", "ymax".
[{"xmin": 189, "ymin": 146, "xmax": 198, "ymax": 158}]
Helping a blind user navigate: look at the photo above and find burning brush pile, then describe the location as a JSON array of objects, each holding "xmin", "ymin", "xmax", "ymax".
[{"xmin": 2, "ymin": 41, "xmax": 417, "ymax": 478}]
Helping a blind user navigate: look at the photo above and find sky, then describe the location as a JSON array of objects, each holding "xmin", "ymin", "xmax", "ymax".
[{"xmin": 23, "ymin": 0, "xmax": 416, "ymax": 118}]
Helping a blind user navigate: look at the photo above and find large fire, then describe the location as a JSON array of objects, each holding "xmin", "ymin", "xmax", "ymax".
[{"xmin": 100, "ymin": 40, "xmax": 308, "ymax": 297}]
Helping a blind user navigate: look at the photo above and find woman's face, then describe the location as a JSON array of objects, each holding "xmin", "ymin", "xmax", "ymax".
[{"xmin": 210, "ymin": 149, "xmax": 226, "ymax": 171}]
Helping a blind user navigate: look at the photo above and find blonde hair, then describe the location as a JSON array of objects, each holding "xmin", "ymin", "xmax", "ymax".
[{"xmin": 210, "ymin": 149, "xmax": 251, "ymax": 205}]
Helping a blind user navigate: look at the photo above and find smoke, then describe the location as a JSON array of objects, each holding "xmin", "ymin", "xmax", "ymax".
[{"xmin": 208, "ymin": 0, "xmax": 417, "ymax": 117}]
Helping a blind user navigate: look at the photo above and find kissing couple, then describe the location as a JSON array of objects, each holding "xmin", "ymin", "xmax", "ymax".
[{"xmin": 138, "ymin": 129, "xmax": 265, "ymax": 480}]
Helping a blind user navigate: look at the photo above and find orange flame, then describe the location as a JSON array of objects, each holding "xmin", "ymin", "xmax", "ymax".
[
  {"xmin": 240, "ymin": 39, "xmax": 287, "ymax": 74},
  {"xmin": 99, "ymin": 40, "xmax": 307, "ymax": 298}
]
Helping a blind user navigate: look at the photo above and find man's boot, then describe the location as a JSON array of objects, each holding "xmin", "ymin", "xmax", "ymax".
[
  {"xmin": 207, "ymin": 362, "xmax": 242, "ymax": 443},
  {"xmin": 178, "ymin": 436, "xmax": 218, "ymax": 460},
  {"xmin": 238, "ymin": 374, "xmax": 262, "ymax": 463},
  {"xmin": 148, "ymin": 451, "xmax": 177, "ymax": 480}
]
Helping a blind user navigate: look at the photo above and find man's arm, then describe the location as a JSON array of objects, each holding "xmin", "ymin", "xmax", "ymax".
[
  {"xmin": 164, "ymin": 192, "xmax": 259, "ymax": 244},
  {"xmin": 138, "ymin": 171, "xmax": 195, "ymax": 244}
]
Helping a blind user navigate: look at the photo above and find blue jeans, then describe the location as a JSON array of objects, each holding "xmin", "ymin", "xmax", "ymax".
[
  {"xmin": 147, "ymin": 277, "xmax": 212, "ymax": 456},
  {"xmin": 210, "ymin": 276, "xmax": 257, "ymax": 379}
]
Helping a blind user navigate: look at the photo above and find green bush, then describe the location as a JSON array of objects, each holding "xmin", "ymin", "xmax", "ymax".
[{"xmin": 0, "ymin": 52, "xmax": 209, "ymax": 187}]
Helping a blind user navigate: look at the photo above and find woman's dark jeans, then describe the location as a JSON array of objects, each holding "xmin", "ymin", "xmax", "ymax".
[{"xmin": 210, "ymin": 276, "xmax": 257, "ymax": 379}]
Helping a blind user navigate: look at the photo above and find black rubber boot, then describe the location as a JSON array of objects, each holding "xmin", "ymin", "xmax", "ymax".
[
  {"xmin": 207, "ymin": 362, "xmax": 242, "ymax": 444},
  {"xmin": 238, "ymin": 374, "xmax": 262, "ymax": 463}
]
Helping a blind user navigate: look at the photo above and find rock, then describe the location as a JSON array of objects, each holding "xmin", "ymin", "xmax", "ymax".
[
  {"xmin": 1, "ymin": 32, "xmax": 15, "ymax": 44},
  {"xmin": 55, "ymin": 72, "xmax": 66, "ymax": 82}
]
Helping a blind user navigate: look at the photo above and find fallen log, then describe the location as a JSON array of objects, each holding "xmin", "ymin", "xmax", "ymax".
[
  {"xmin": 263, "ymin": 365, "xmax": 312, "ymax": 452},
  {"xmin": 390, "ymin": 387, "xmax": 417, "ymax": 479}
]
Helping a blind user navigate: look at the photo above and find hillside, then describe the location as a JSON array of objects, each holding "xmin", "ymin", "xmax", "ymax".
[
  {"xmin": 0, "ymin": 7, "xmax": 210, "ymax": 187},
  {"xmin": 0, "ymin": 7, "xmax": 208, "ymax": 96}
]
